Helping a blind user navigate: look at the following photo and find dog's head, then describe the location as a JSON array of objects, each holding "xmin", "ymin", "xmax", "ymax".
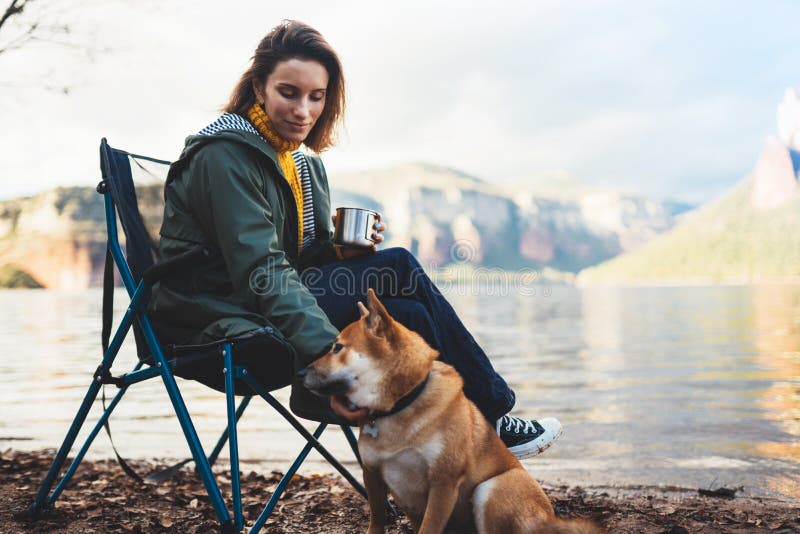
[{"xmin": 302, "ymin": 289, "xmax": 437, "ymax": 414}]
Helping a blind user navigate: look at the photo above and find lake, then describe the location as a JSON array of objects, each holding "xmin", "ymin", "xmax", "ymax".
[{"xmin": 1, "ymin": 284, "xmax": 798, "ymax": 503}]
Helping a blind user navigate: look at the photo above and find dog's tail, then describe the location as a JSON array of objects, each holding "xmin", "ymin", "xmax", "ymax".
[{"xmin": 534, "ymin": 517, "xmax": 604, "ymax": 533}]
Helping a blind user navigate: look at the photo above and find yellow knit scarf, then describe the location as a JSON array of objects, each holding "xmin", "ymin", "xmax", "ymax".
[{"xmin": 247, "ymin": 103, "xmax": 305, "ymax": 253}]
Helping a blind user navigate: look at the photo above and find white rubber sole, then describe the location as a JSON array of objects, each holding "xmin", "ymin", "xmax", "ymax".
[{"xmin": 508, "ymin": 417, "xmax": 563, "ymax": 460}]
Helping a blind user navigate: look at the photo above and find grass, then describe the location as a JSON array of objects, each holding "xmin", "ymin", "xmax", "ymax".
[{"xmin": 578, "ymin": 177, "xmax": 800, "ymax": 284}]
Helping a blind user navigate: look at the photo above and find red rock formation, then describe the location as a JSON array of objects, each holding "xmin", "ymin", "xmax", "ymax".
[{"xmin": 749, "ymin": 136, "xmax": 799, "ymax": 210}]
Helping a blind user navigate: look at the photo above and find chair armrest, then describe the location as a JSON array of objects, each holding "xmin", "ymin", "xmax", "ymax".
[{"xmin": 142, "ymin": 246, "xmax": 215, "ymax": 285}]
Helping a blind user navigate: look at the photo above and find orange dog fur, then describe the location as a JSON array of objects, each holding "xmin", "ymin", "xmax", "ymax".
[{"xmin": 303, "ymin": 289, "xmax": 600, "ymax": 534}]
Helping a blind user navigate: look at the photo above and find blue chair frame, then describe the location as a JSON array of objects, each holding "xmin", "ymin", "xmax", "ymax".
[{"xmin": 28, "ymin": 139, "xmax": 368, "ymax": 533}]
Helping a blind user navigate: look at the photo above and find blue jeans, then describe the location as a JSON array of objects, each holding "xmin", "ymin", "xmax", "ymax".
[{"xmin": 301, "ymin": 247, "xmax": 515, "ymax": 422}]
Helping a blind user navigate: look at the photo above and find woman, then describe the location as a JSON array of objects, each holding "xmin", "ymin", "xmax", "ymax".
[{"xmin": 150, "ymin": 20, "xmax": 561, "ymax": 460}]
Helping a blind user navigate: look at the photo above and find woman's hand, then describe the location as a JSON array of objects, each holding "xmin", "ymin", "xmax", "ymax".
[{"xmin": 332, "ymin": 212, "xmax": 387, "ymax": 259}]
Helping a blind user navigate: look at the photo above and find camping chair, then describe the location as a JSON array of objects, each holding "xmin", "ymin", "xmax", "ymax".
[{"xmin": 28, "ymin": 138, "xmax": 371, "ymax": 533}]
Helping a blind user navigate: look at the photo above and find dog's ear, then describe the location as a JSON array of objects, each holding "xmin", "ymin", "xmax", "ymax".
[
  {"xmin": 357, "ymin": 299, "xmax": 381, "ymax": 331},
  {"xmin": 363, "ymin": 288, "xmax": 393, "ymax": 336}
]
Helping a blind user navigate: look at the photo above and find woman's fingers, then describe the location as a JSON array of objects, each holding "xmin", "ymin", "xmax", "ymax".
[
  {"xmin": 373, "ymin": 213, "xmax": 387, "ymax": 234},
  {"xmin": 370, "ymin": 213, "xmax": 385, "ymax": 245}
]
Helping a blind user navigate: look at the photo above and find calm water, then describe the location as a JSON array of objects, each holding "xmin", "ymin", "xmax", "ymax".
[{"xmin": 1, "ymin": 285, "xmax": 798, "ymax": 502}]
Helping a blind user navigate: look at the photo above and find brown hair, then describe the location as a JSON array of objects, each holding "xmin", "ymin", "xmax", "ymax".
[{"xmin": 223, "ymin": 20, "xmax": 345, "ymax": 152}]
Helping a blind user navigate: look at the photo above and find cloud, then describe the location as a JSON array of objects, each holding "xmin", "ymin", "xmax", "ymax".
[{"xmin": 0, "ymin": 0, "xmax": 797, "ymax": 203}]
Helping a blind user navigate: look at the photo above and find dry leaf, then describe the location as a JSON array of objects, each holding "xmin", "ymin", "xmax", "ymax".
[
  {"xmin": 654, "ymin": 503, "xmax": 677, "ymax": 515},
  {"xmin": 90, "ymin": 479, "xmax": 108, "ymax": 489}
]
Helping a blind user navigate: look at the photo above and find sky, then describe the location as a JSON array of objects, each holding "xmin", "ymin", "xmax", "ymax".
[{"xmin": 0, "ymin": 0, "xmax": 798, "ymax": 204}]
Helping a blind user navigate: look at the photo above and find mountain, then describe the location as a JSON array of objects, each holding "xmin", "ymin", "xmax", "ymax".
[
  {"xmin": 0, "ymin": 184, "xmax": 163, "ymax": 289},
  {"xmin": 577, "ymin": 88, "xmax": 800, "ymax": 285},
  {"xmin": 331, "ymin": 164, "xmax": 679, "ymax": 272},
  {"xmin": 577, "ymin": 136, "xmax": 800, "ymax": 285},
  {"xmin": 0, "ymin": 164, "xmax": 681, "ymax": 289},
  {"xmin": 0, "ymin": 186, "xmax": 108, "ymax": 288}
]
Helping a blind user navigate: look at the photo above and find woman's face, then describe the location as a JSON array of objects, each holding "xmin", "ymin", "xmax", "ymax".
[{"xmin": 256, "ymin": 58, "xmax": 329, "ymax": 143}]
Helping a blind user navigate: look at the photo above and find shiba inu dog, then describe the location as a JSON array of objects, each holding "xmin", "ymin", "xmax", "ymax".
[{"xmin": 302, "ymin": 289, "xmax": 600, "ymax": 533}]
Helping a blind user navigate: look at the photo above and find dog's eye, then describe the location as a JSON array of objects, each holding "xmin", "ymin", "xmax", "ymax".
[{"xmin": 332, "ymin": 342, "xmax": 344, "ymax": 354}]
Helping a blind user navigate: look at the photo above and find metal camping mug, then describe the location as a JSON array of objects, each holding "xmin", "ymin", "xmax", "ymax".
[{"xmin": 333, "ymin": 207, "xmax": 379, "ymax": 248}]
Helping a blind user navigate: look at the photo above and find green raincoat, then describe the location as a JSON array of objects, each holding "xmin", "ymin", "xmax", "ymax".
[{"xmin": 148, "ymin": 127, "xmax": 340, "ymax": 367}]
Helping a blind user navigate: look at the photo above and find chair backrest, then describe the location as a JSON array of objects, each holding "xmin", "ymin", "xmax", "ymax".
[
  {"xmin": 98, "ymin": 138, "xmax": 171, "ymax": 359},
  {"xmin": 99, "ymin": 138, "xmax": 169, "ymax": 282}
]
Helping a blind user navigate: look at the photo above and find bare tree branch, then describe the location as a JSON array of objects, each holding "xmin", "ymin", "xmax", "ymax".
[
  {"xmin": 0, "ymin": 0, "xmax": 135, "ymax": 96},
  {"xmin": 0, "ymin": 21, "xmax": 35, "ymax": 54},
  {"xmin": 0, "ymin": 0, "xmax": 31, "ymax": 34},
  {"xmin": 0, "ymin": 0, "xmax": 78, "ymax": 57}
]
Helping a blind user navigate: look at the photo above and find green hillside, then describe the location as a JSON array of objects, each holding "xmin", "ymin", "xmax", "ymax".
[
  {"xmin": 577, "ymin": 177, "xmax": 800, "ymax": 284},
  {"xmin": 0, "ymin": 264, "xmax": 43, "ymax": 288}
]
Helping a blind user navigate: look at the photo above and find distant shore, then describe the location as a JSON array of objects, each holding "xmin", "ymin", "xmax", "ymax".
[
  {"xmin": 4, "ymin": 450, "xmax": 798, "ymax": 533},
  {"xmin": 5, "ymin": 266, "xmax": 800, "ymax": 290}
]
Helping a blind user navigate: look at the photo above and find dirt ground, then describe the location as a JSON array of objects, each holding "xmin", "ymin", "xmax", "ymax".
[{"xmin": 2, "ymin": 449, "xmax": 798, "ymax": 533}]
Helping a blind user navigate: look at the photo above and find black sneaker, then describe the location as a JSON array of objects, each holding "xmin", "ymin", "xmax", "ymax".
[{"xmin": 496, "ymin": 415, "xmax": 562, "ymax": 460}]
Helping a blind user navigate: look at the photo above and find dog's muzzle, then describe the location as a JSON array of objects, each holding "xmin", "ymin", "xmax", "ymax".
[{"xmin": 301, "ymin": 368, "xmax": 352, "ymax": 397}]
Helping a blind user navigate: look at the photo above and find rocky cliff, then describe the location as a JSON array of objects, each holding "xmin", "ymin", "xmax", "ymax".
[
  {"xmin": 0, "ymin": 164, "xmax": 680, "ymax": 289},
  {"xmin": 331, "ymin": 164, "xmax": 680, "ymax": 273},
  {"xmin": 0, "ymin": 186, "xmax": 108, "ymax": 288},
  {"xmin": 0, "ymin": 184, "xmax": 163, "ymax": 289}
]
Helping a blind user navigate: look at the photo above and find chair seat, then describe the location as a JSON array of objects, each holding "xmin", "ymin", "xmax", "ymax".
[
  {"xmin": 159, "ymin": 326, "xmax": 287, "ymax": 393},
  {"xmin": 144, "ymin": 326, "xmax": 351, "ymax": 425}
]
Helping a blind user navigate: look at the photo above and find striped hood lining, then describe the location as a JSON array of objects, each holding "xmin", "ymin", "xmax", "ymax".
[
  {"xmin": 197, "ymin": 113, "xmax": 264, "ymax": 140},
  {"xmin": 196, "ymin": 114, "xmax": 316, "ymax": 248},
  {"xmin": 196, "ymin": 113, "xmax": 307, "ymax": 162}
]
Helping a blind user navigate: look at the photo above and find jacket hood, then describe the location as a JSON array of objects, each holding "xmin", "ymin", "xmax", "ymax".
[{"xmin": 180, "ymin": 113, "xmax": 282, "ymax": 170}]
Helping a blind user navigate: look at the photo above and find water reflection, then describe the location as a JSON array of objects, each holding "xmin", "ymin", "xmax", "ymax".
[
  {"xmin": 751, "ymin": 285, "xmax": 800, "ymax": 475},
  {"xmin": 1, "ymin": 284, "xmax": 798, "ymax": 502}
]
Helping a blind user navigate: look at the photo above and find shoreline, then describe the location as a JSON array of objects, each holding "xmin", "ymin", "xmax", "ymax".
[
  {"xmin": 4, "ymin": 450, "xmax": 798, "ymax": 533},
  {"xmin": 5, "ymin": 276, "xmax": 800, "ymax": 291}
]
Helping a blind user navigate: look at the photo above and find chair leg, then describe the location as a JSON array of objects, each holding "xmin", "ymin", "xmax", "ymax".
[
  {"xmin": 248, "ymin": 423, "xmax": 327, "ymax": 534},
  {"xmin": 29, "ymin": 380, "xmax": 104, "ymax": 517},
  {"xmin": 223, "ymin": 344, "xmax": 243, "ymax": 532},
  {"xmin": 238, "ymin": 370, "xmax": 367, "ymax": 499},
  {"xmin": 340, "ymin": 425, "xmax": 362, "ymax": 465},
  {"xmin": 146, "ymin": 395, "xmax": 251, "ymax": 484},
  {"xmin": 155, "ymin": 362, "xmax": 235, "ymax": 532},
  {"xmin": 139, "ymin": 316, "xmax": 234, "ymax": 532},
  {"xmin": 49, "ymin": 363, "xmax": 142, "ymax": 506},
  {"xmin": 29, "ymin": 306, "xmax": 139, "ymax": 518},
  {"xmin": 209, "ymin": 395, "xmax": 251, "ymax": 468}
]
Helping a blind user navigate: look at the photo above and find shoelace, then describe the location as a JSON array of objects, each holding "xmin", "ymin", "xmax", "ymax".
[{"xmin": 502, "ymin": 415, "xmax": 538, "ymax": 434}]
